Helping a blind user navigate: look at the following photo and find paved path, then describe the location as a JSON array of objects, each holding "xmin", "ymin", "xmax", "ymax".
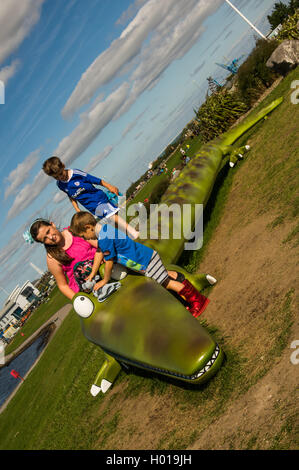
[
  {"xmin": 0, "ymin": 304, "xmax": 72, "ymax": 414},
  {"xmin": 3, "ymin": 304, "xmax": 72, "ymax": 365}
]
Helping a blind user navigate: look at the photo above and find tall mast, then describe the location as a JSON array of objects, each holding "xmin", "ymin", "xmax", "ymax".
[{"xmin": 225, "ymin": 0, "xmax": 267, "ymax": 40}]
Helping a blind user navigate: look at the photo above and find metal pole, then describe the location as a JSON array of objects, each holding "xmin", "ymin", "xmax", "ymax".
[
  {"xmin": 225, "ymin": 0, "xmax": 267, "ymax": 40},
  {"xmin": 0, "ymin": 286, "xmax": 9, "ymax": 306},
  {"xmin": 0, "ymin": 286, "xmax": 9, "ymax": 296}
]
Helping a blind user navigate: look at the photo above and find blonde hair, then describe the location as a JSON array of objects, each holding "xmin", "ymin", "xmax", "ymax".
[{"xmin": 70, "ymin": 211, "xmax": 97, "ymax": 236}]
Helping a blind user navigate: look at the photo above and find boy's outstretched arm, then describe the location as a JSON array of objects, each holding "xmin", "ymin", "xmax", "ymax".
[
  {"xmin": 85, "ymin": 250, "xmax": 104, "ymax": 282},
  {"xmin": 93, "ymin": 259, "xmax": 114, "ymax": 291},
  {"xmin": 101, "ymin": 179, "xmax": 119, "ymax": 196}
]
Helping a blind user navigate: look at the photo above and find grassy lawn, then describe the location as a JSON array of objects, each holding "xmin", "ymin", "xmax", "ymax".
[{"xmin": 0, "ymin": 68, "xmax": 297, "ymax": 450}]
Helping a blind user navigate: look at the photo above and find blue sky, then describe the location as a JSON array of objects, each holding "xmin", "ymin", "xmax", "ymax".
[{"xmin": 0, "ymin": 0, "xmax": 286, "ymax": 302}]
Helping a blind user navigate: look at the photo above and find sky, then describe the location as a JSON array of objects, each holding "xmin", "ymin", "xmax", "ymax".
[{"xmin": 0, "ymin": 0, "xmax": 287, "ymax": 303}]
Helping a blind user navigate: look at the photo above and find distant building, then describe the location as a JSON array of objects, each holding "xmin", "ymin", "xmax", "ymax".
[
  {"xmin": 267, "ymin": 24, "xmax": 283, "ymax": 38},
  {"xmin": 0, "ymin": 281, "xmax": 40, "ymax": 340},
  {"xmin": 6, "ymin": 281, "xmax": 40, "ymax": 309}
]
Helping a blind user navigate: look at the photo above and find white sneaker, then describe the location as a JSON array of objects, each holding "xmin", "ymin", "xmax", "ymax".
[{"xmin": 206, "ymin": 275, "xmax": 217, "ymax": 285}]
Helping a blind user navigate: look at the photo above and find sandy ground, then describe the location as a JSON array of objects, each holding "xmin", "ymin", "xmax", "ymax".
[{"xmin": 188, "ymin": 211, "xmax": 298, "ymax": 449}]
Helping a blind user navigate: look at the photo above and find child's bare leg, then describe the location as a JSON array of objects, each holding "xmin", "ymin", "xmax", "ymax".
[
  {"xmin": 162, "ymin": 271, "xmax": 184, "ymax": 292},
  {"xmin": 111, "ymin": 214, "xmax": 139, "ymax": 239},
  {"xmin": 167, "ymin": 270, "xmax": 179, "ymax": 280},
  {"xmin": 165, "ymin": 278, "xmax": 184, "ymax": 293}
]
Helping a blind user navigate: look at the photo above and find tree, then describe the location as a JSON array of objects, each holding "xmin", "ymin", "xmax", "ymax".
[
  {"xmin": 207, "ymin": 76, "xmax": 221, "ymax": 95},
  {"xmin": 267, "ymin": 1, "xmax": 290, "ymax": 29},
  {"xmin": 288, "ymin": 0, "xmax": 299, "ymax": 14}
]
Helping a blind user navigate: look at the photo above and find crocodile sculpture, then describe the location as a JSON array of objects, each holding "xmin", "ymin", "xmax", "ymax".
[{"xmin": 72, "ymin": 97, "xmax": 283, "ymax": 396}]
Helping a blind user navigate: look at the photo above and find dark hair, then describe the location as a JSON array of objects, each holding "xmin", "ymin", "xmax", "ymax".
[
  {"xmin": 42, "ymin": 156, "xmax": 65, "ymax": 179},
  {"xmin": 30, "ymin": 219, "xmax": 74, "ymax": 265}
]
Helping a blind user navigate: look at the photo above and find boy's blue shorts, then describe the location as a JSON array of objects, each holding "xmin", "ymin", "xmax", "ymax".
[{"xmin": 95, "ymin": 201, "xmax": 119, "ymax": 221}]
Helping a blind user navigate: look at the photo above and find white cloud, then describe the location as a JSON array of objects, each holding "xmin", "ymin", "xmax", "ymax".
[
  {"xmin": 53, "ymin": 192, "xmax": 66, "ymax": 204},
  {"xmin": 56, "ymin": 83, "xmax": 129, "ymax": 164},
  {"xmin": 116, "ymin": 0, "xmax": 223, "ymax": 119},
  {"xmin": 0, "ymin": 219, "xmax": 33, "ymax": 267},
  {"xmin": 0, "ymin": 0, "xmax": 44, "ymax": 65},
  {"xmin": 190, "ymin": 61, "xmax": 206, "ymax": 77},
  {"xmin": 115, "ymin": 0, "xmax": 148, "ymax": 26},
  {"xmin": 62, "ymin": 0, "xmax": 222, "ymax": 119},
  {"xmin": 134, "ymin": 131, "xmax": 143, "ymax": 141},
  {"xmin": 6, "ymin": 0, "xmax": 224, "ymax": 220},
  {"xmin": 84, "ymin": 145, "xmax": 113, "ymax": 173},
  {"xmin": 61, "ymin": 0, "xmax": 168, "ymax": 118},
  {"xmin": 7, "ymin": 84, "xmax": 129, "ymax": 219},
  {"xmin": 5, "ymin": 148, "xmax": 40, "ymax": 199},
  {"xmin": 6, "ymin": 170, "xmax": 49, "ymax": 220},
  {"xmin": 121, "ymin": 106, "xmax": 149, "ymax": 137},
  {"xmin": 0, "ymin": 59, "xmax": 21, "ymax": 84},
  {"xmin": 0, "ymin": 233, "xmax": 22, "ymax": 266}
]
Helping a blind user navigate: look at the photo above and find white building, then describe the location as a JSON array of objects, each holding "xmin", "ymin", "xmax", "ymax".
[
  {"xmin": 267, "ymin": 24, "xmax": 283, "ymax": 38},
  {"xmin": 0, "ymin": 281, "xmax": 40, "ymax": 340}
]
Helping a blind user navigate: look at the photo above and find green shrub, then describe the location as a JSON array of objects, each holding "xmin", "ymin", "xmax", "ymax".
[
  {"xmin": 149, "ymin": 177, "xmax": 171, "ymax": 205},
  {"xmin": 237, "ymin": 39, "xmax": 279, "ymax": 105},
  {"xmin": 267, "ymin": 1, "xmax": 292, "ymax": 29},
  {"xmin": 194, "ymin": 89, "xmax": 248, "ymax": 143},
  {"xmin": 276, "ymin": 9, "xmax": 299, "ymax": 40}
]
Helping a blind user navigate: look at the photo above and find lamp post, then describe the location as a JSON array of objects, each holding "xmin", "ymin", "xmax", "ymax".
[
  {"xmin": 0, "ymin": 286, "xmax": 9, "ymax": 296},
  {"xmin": 225, "ymin": 0, "xmax": 267, "ymax": 40},
  {"xmin": 0, "ymin": 286, "xmax": 9, "ymax": 303}
]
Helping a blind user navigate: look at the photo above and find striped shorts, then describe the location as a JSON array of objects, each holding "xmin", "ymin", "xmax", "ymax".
[{"xmin": 144, "ymin": 251, "xmax": 169, "ymax": 285}]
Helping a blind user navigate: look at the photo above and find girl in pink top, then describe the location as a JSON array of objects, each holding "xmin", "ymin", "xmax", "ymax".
[
  {"xmin": 60, "ymin": 229, "xmax": 97, "ymax": 293},
  {"xmin": 29, "ymin": 219, "xmax": 99, "ymax": 299}
]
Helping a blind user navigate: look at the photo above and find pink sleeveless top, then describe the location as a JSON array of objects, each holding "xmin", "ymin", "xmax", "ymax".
[{"xmin": 61, "ymin": 230, "xmax": 97, "ymax": 293}]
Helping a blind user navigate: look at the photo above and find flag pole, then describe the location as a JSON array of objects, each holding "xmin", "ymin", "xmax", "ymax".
[{"xmin": 225, "ymin": 0, "xmax": 267, "ymax": 40}]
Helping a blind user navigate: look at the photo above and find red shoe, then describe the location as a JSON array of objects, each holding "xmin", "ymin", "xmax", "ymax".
[
  {"xmin": 179, "ymin": 279, "xmax": 210, "ymax": 318},
  {"xmin": 189, "ymin": 297, "xmax": 210, "ymax": 318}
]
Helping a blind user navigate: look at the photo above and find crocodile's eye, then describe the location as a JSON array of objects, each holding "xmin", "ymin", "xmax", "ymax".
[{"xmin": 73, "ymin": 295, "xmax": 94, "ymax": 318}]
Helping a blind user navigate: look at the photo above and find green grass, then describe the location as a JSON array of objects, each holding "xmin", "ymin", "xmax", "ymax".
[
  {"xmin": 0, "ymin": 310, "xmax": 107, "ymax": 449},
  {"xmin": 0, "ymin": 69, "xmax": 298, "ymax": 450}
]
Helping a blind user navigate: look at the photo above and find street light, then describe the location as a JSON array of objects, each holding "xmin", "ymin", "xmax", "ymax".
[
  {"xmin": 225, "ymin": 0, "xmax": 267, "ymax": 40},
  {"xmin": 0, "ymin": 286, "xmax": 10, "ymax": 306},
  {"xmin": 0, "ymin": 286, "xmax": 9, "ymax": 297}
]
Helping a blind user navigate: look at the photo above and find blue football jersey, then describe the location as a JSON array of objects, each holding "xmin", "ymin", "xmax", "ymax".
[{"xmin": 57, "ymin": 169, "xmax": 109, "ymax": 213}]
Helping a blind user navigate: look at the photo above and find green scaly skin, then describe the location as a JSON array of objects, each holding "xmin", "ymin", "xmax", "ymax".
[{"xmin": 73, "ymin": 97, "xmax": 283, "ymax": 391}]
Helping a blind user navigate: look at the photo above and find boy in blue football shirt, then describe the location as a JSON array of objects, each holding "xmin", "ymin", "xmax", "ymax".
[
  {"xmin": 69, "ymin": 211, "xmax": 210, "ymax": 318},
  {"xmin": 43, "ymin": 156, "xmax": 139, "ymax": 239}
]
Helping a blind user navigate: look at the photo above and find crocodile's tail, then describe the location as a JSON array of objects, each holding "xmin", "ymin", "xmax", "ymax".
[{"xmin": 218, "ymin": 97, "xmax": 283, "ymax": 150}]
